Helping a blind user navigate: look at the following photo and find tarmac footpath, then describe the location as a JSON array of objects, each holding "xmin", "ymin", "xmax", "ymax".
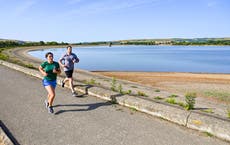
[
  {"xmin": 0, "ymin": 57, "xmax": 230, "ymax": 144},
  {"xmin": 1, "ymin": 61, "xmax": 229, "ymax": 145}
]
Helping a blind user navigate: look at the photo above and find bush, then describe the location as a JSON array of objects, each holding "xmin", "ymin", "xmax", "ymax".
[
  {"xmin": 185, "ymin": 92, "xmax": 196, "ymax": 110},
  {"xmin": 118, "ymin": 84, "xmax": 123, "ymax": 94},
  {"xmin": 137, "ymin": 91, "xmax": 148, "ymax": 97},
  {"xmin": 155, "ymin": 89, "xmax": 160, "ymax": 92},
  {"xmin": 111, "ymin": 77, "xmax": 117, "ymax": 91},
  {"xmin": 0, "ymin": 53, "xmax": 9, "ymax": 60},
  {"xmin": 227, "ymin": 106, "xmax": 230, "ymax": 119},
  {"xmin": 166, "ymin": 97, "xmax": 176, "ymax": 104}
]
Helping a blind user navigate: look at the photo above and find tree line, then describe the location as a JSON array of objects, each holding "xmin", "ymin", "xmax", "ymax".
[
  {"xmin": 1, "ymin": 39, "xmax": 230, "ymax": 49},
  {"xmin": 171, "ymin": 40, "xmax": 230, "ymax": 45},
  {"xmin": 0, "ymin": 41, "xmax": 69, "ymax": 48},
  {"xmin": 121, "ymin": 40, "xmax": 230, "ymax": 45}
]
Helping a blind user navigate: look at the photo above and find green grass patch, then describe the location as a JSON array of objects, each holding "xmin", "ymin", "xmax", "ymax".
[
  {"xmin": 154, "ymin": 96, "xmax": 164, "ymax": 100},
  {"xmin": 203, "ymin": 132, "xmax": 214, "ymax": 137},
  {"xmin": 169, "ymin": 94, "xmax": 178, "ymax": 98},
  {"xmin": 177, "ymin": 101, "xmax": 186, "ymax": 108},
  {"xmin": 227, "ymin": 107, "xmax": 230, "ymax": 119},
  {"xmin": 129, "ymin": 106, "xmax": 137, "ymax": 112},
  {"xmin": 201, "ymin": 108, "xmax": 214, "ymax": 114},
  {"xmin": 131, "ymin": 86, "xmax": 138, "ymax": 88},
  {"xmin": 24, "ymin": 63, "xmax": 35, "ymax": 69},
  {"xmin": 84, "ymin": 79, "xmax": 97, "ymax": 85},
  {"xmin": 137, "ymin": 91, "xmax": 148, "ymax": 97},
  {"xmin": 165, "ymin": 97, "xmax": 176, "ymax": 104},
  {"xmin": 155, "ymin": 89, "xmax": 160, "ymax": 92},
  {"xmin": 124, "ymin": 90, "xmax": 132, "ymax": 95},
  {"xmin": 204, "ymin": 90, "xmax": 230, "ymax": 102},
  {"xmin": 0, "ymin": 53, "xmax": 9, "ymax": 60}
]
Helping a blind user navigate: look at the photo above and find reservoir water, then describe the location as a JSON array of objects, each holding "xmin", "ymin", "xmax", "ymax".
[{"xmin": 28, "ymin": 45, "xmax": 230, "ymax": 73}]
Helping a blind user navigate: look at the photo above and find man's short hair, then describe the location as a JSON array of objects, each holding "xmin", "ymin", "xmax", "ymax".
[{"xmin": 67, "ymin": 45, "xmax": 72, "ymax": 49}]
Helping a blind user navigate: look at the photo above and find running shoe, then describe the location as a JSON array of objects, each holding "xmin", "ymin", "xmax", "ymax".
[
  {"xmin": 61, "ymin": 80, "xmax": 65, "ymax": 88},
  {"xmin": 44, "ymin": 100, "xmax": 49, "ymax": 108},
  {"xmin": 72, "ymin": 92, "xmax": 78, "ymax": 97},
  {"xmin": 48, "ymin": 106, "xmax": 54, "ymax": 113}
]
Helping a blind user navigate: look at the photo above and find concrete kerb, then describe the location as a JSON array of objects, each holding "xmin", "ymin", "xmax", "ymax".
[
  {"xmin": 0, "ymin": 127, "xmax": 14, "ymax": 145},
  {"xmin": 0, "ymin": 59, "xmax": 230, "ymax": 142},
  {"xmin": 187, "ymin": 112, "xmax": 230, "ymax": 141}
]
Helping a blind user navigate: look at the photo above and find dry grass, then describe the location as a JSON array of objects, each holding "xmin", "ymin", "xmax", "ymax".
[{"xmin": 94, "ymin": 71, "xmax": 230, "ymax": 103}]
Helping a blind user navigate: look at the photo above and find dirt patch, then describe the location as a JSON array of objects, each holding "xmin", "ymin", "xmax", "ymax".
[{"xmin": 94, "ymin": 71, "xmax": 230, "ymax": 103}]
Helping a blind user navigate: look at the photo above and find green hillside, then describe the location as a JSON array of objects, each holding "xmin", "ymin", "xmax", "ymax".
[{"xmin": 1, "ymin": 37, "xmax": 230, "ymax": 47}]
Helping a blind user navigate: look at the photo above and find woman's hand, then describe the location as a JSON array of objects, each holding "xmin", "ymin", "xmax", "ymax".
[
  {"xmin": 42, "ymin": 71, "xmax": 48, "ymax": 76},
  {"xmin": 53, "ymin": 68, "xmax": 61, "ymax": 74},
  {"xmin": 39, "ymin": 66, "xmax": 48, "ymax": 76}
]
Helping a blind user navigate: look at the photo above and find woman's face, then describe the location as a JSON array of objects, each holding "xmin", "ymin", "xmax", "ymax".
[{"xmin": 47, "ymin": 54, "xmax": 53, "ymax": 62}]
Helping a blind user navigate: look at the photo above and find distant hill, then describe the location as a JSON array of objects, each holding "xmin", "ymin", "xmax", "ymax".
[
  {"xmin": 0, "ymin": 38, "xmax": 28, "ymax": 44},
  {"xmin": 117, "ymin": 37, "xmax": 230, "ymax": 42},
  {"xmin": 1, "ymin": 37, "xmax": 230, "ymax": 46},
  {"xmin": 111, "ymin": 37, "xmax": 230, "ymax": 45}
]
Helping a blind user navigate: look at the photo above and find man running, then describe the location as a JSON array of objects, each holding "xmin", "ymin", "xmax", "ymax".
[{"xmin": 59, "ymin": 45, "xmax": 79, "ymax": 97}]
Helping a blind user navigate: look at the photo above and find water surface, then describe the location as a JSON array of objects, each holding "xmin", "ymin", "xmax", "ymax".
[{"xmin": 28, "ymin": 45, "xmax": 230, "ymax": 73}]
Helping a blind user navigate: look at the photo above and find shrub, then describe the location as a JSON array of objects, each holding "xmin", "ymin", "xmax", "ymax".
[
  {"xmin": 89, "ymin": 79, "xmax": 96, "ymax": 85},
  {"xmin": 85, "ymin": 79, "xmax": 96, "ymax": 85},
  {"xmin": 0, "ymin": 53, "xmax": 9, "ymax": 60},
  {"xmin": 227, "ymin": 107, "xmax": 230, "ymax": 119},
  {"xmin": 177, "ymin": 101, "xmax": 186, "ymax": 108},
  {"xmin": 154, "ymin": 96, "xmax": 163, "ymax": 100},
  {"xmin": 118, "ymin": 84, "xmax": 123, "ymax": 94},
  {"xmin": 137, "ymin": 91, "xmax": 148, "ymax": 97},
  {"xmin": 25, "ymin": 63, "xmax": 35, "ymax": 69},
  {"xmin": 125, "ymin": 90, "xmax": 132, "ymax": 95},
  {"xmin": 111, "ymin": 77, "xmax": 117, "ymax": 91},
  {"xmin": 131, "ymin": 86, "xmax": 138, "ymax": 88},
  {"xmin": 155, "ymin": 89, "xmax": 160, "ymax": 92},
  {"xmin": 166, "ymin": 97, "xmax": 176, "ymax": 104},
  {"xmin": 185, "ymin": 92, "xmax": 196, "ymax": 110},
  {"xmin": 169, "ymin": 94, "xmax": 178, "ymax": 98},
  {"xmin": 201, "ymin": 109, "xmax": 214, "ymax": 114}
]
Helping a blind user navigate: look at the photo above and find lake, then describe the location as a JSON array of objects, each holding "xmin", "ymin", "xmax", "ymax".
[{"xmin": 28, "ymin": 45, "xmax": 230, "ymax": 73}]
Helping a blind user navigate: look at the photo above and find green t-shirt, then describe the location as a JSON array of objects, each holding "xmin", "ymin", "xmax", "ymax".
[{"xmin": 40, "ymin": 61, "xmax": 60, "ymax": 81}]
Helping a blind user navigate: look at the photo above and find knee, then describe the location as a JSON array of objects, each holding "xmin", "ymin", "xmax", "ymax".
[{"xmin": 49, "ymin": 93, "xmax": 55, "ymax": 98}]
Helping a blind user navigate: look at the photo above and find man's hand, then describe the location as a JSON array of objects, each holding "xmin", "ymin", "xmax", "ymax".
[
  {"xmin": 61, "ymin": 64, "xmax": 68, "ymax": 68},
  {"xmin": 73, "ymin": 58, "xmax": 79, "ymax": 63}
]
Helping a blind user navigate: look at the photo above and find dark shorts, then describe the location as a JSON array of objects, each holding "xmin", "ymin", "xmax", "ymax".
[
  {"xmin": 65, "ymin": 70, "xmax": 74, "ymax": 78},
  {"xmin": 42, "ymin": 79, "xmax": 57, "ymax": 88}
]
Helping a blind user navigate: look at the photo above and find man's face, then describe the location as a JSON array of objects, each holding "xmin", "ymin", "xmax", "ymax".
[{"xmin": 67, "ymin": 47, "xmax": 72, "ymax": 53}]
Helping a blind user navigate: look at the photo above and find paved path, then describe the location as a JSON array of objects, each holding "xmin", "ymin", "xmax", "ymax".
[{"xmin": 0, "ymin": 65, "xmax": 228, "ymax": 145}]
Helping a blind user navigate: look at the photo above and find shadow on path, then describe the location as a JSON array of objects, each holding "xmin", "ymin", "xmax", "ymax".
[
  {"xmin": 0, "ymin": 120, "xmax": 20, "ymax": 145},
  {"xmin": 53, "ymin": 101, "xmax": 112, "ymax": 115},
  {"xmin": 73, "ymin": 84, "xmax": 93, "ymax": 96}
]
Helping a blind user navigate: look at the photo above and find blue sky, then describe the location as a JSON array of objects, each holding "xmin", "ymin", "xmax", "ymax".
[{"xmin": 0, "ymin": 0, "xmax": 229, "ymax": 43}]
